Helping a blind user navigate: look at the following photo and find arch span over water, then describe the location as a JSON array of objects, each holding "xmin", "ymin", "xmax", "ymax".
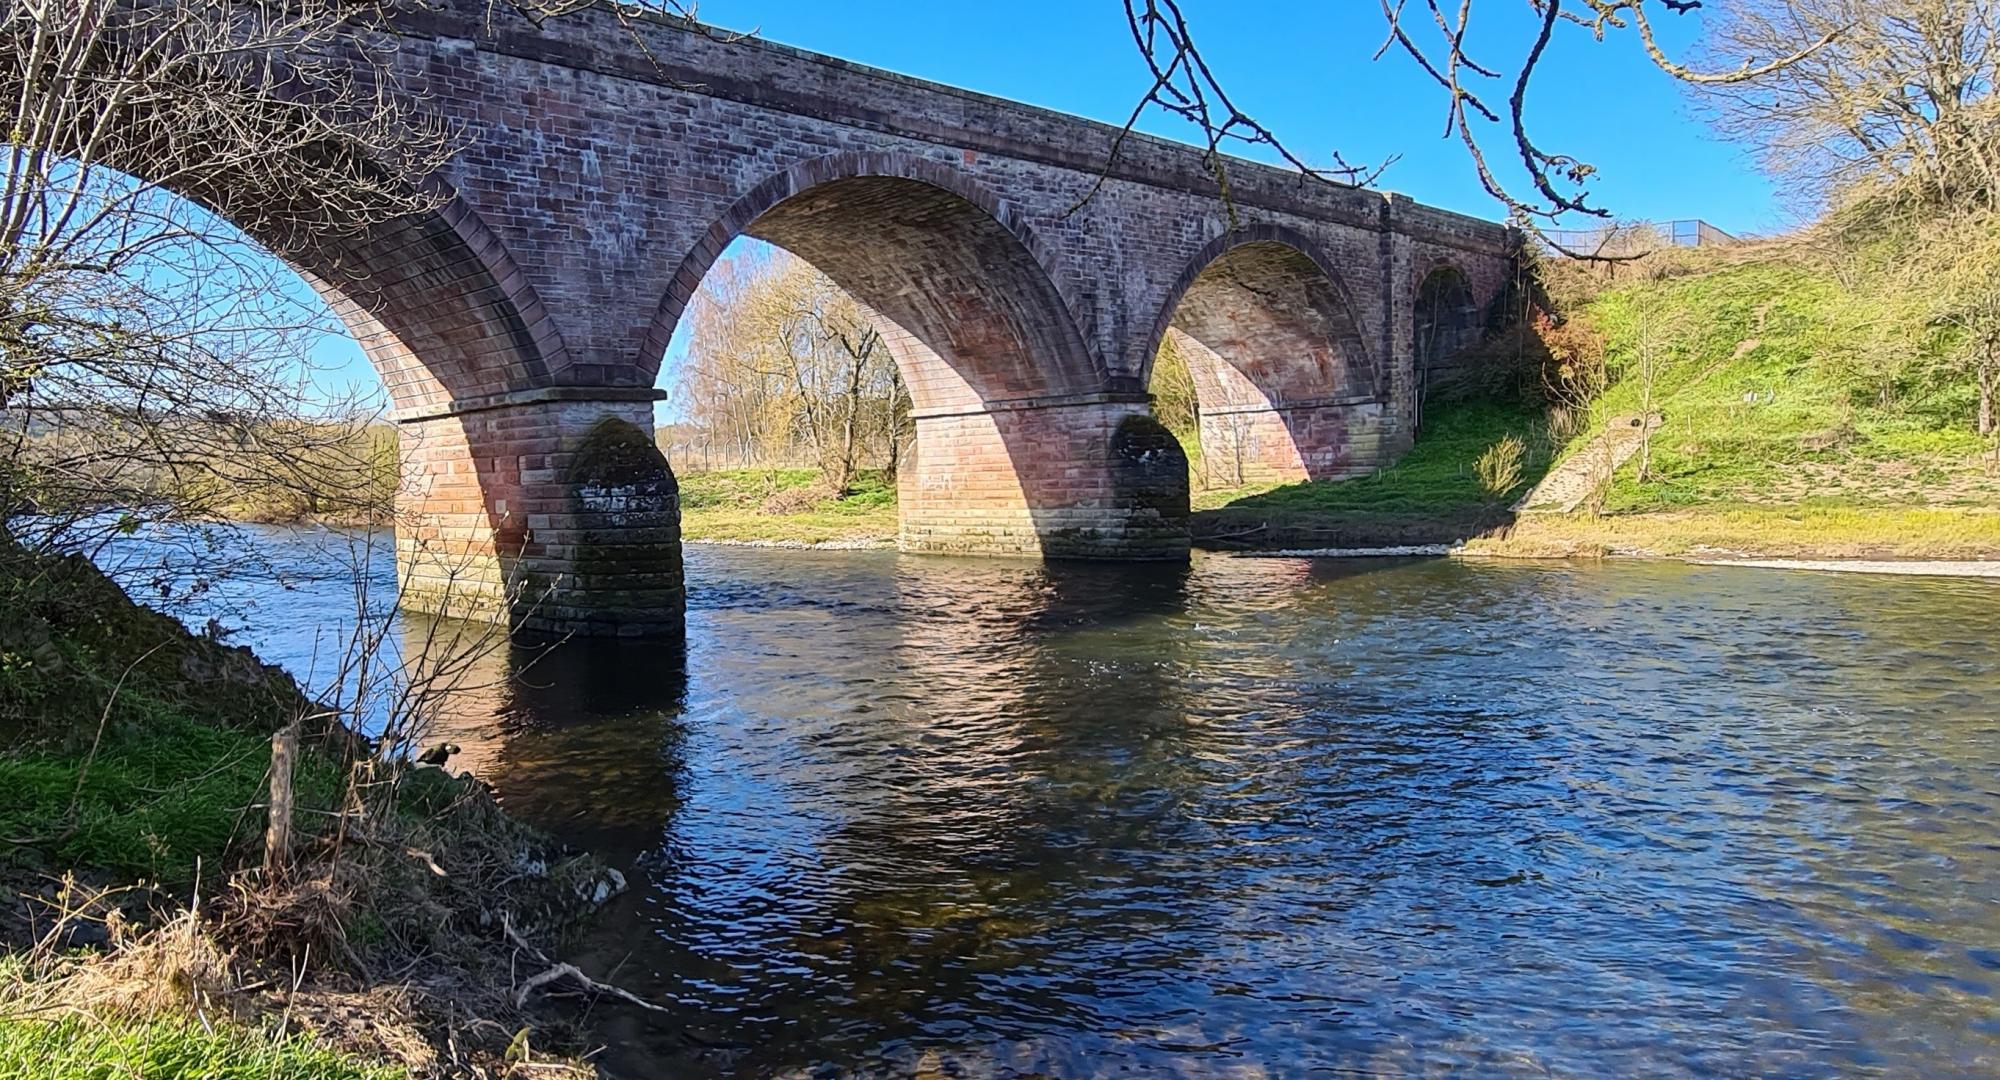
[
  {"xmin": 654, "ymin": 154, "xmax": 1187, "ymax": 560},
  {"xmin": 1148, "ymin": 227, "xmax": 1394, "ymax": 485}
]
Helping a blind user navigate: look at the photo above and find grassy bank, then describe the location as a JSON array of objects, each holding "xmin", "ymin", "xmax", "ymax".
[
  {"xmin": 678, "ymin": 467, "xmax": 898, "ymax": 544},
  {"xmin": 1465, "ymin": 504, "xmax": 2000, "ymax": 560},
  {"xmin": 1185, "ymin": 252, "xmax": 2000, "ymax": 561},
  {"xmin": 1577, "ymin": 261, "xmax": 2000, "ymax": 513},
  {"xmin": 1189, "ymin": 400, "xmax": 1554, "ymax": 548},
  {"xmin": 0, "ymin": 540, "xmax": 618, "ymax": 1078}
]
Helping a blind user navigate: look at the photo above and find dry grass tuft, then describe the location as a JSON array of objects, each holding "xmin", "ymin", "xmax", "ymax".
[
  {"xmin": 0, "ymin": 857, "xmax": 603, "ymax": 1078},
  {"xmin": 216, "ymin": 870, "xmax": 357, "ymax": 972}
]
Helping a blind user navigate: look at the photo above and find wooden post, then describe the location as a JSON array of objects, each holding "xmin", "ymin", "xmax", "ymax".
[{"xmin": 265, "ymin": 719, "xmax": 300, "ymax": 878}]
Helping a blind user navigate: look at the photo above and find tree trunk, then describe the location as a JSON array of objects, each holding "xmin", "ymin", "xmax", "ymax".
[
  {"xmin": 884, "ymin": 367, "xmax": 910, "ymax": 484},
  {"xmin": 833, "ymin": 350, "xmax": 866, "ymax": 496},
  {"xmin": 1981, "ymin": 345, "xmax": 1998, "ymax": 438}
]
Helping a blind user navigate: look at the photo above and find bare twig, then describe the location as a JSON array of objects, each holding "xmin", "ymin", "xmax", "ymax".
[{"xmin": 501, "ymin": 913, "xmax": 674, "ymax": 1016}]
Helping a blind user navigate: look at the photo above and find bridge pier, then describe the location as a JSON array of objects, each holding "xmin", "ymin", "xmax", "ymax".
[
  {"xmin": 395, "ymin": 393, "xmax": 685, "ymax": 637},
  {"xmin": 900, "ymin": 394, "xmax": 1190, "ymax": 560},
  {"xmin": 389, "ymin": 386, "xmax": 1188, "ymax": 638}
]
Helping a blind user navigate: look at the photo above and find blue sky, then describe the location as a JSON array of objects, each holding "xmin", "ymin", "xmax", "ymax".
[
  {"xmin": 695, "ymin": 0, "xmax": 1785, "ymax": 233},
  {"xmin": 305, "ymin": 0, "xmax": 1784, "ymax": 405}
]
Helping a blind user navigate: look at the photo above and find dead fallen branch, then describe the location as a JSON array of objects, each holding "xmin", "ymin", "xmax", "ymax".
[{"xmin": 500, "ymin": 913, "xmax": 672, "ymax": 1015}]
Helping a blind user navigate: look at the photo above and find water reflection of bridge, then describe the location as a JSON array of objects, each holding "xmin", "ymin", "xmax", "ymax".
[{"xmin": 406, "ymin": 548, "xmax": 1443, "ymax": 1075}]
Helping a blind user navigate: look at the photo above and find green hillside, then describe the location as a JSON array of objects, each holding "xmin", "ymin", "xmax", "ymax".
[{"xmin": 1577, "ymin": 261, "xmax": 2000, "ymax": 513}]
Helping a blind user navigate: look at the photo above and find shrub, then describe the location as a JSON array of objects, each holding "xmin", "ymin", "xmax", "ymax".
[{"xmin": 1475, "ymin": 434, "xmax": 1528, "ymax": 503}]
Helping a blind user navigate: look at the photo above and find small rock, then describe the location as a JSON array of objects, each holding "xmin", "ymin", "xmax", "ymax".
[
  {"xmin": 56, "ymin": 920, "xmax": 110, "ymax": 950},
  {"xmin": 580, "ymin": 867, "xmax": 628, "ymax": 906}
]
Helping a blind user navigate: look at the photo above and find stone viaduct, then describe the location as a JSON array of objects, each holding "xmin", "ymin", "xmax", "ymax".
[{"xmin": 261, "ymin": 0, "xmax": 1516, "ymax": 634}]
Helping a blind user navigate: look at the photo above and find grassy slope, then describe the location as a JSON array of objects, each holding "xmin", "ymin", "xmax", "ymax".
[
  {"xmin": 1480, "ymin": 260, "xmax": 2000, "ymax": 558},
  {"xmin": 0, "ymin": 710, "xmax": 340, "ymax": 882},
  {"xmin": 0, "ymin": 544, "xmax": 341, "ymax": 884},
  {"xmin": 0, "ymin": 550, "xmax": 390, "ymax": 1075},
  {"xmin": 1581, "ymin": 262, "xmax": 2000, "ymax": 513},
  {"xmin": 678, "ymin": 467, "xmax": 898, "ymax": 543},
  {"xmin": 0, "ymin": 542, "xmax": 600, "ymax": 1078},
  {"xmin": 1189, "ymin": 400, "xmax": 1553, "ymax": 546}
]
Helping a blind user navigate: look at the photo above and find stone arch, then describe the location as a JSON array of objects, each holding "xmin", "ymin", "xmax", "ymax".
[
  {"xmin": 45, "ymin": 102, "xmax": 595, "ymax": 626},
  {"xmin": 121, "ymin": 166, "xmax": 570, "ymax": 419},
  {"xmin": 643, "ymin": 150, "xmax": 1103, "ymax": 406},
  {"xmin": 1146, "ymin": 225, "xmax": 1373, "ymax": 390},
  {"xmin": 295, "ymin": 186, "xmax": 571, "ymax": 417},
  {"xmin": 1412, "ymin": 261, "xmax": 1483, "ymax": 407},
  {"xmin": 1147, "ymin": 226, "xmax": 1389, "ymax": 484},
  {"xmin": 648, "ymin": 151, "xmax": 1182, "ymax": 560},
  {"xmin": 61, "ymin": 28, "xmax": 577, "ymax": 416}
]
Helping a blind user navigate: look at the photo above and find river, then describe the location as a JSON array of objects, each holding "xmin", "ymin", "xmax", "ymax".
[{"xmin": 102, "ymin": 523, "xmax": 2000, "ymax": 1077}]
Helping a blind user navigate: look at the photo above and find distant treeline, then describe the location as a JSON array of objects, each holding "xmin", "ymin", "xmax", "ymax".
[
  {"xmin": 665, "ymin": 248, "xmax": 910, "ymax": 494},
  {"xmin": 2, "ymin": 412, "xmax": 400, "ymax": 529}
]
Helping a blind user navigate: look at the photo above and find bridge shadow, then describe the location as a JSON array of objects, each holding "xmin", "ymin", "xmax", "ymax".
[
  {"xmin": 403, "ymin": 612, "xmax": 691, "ymax": 863},
  {"xmin": 1188, "ymin": 399, "xmax": 1557, "ymax": 550}
]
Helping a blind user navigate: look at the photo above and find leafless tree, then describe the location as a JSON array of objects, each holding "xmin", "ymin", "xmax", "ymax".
[
  {"xmin": 671, "ymin": 250, "xmax": 908, "ymax": 490},
  {"xmin": 1692, "ymin": 2, "xmax": 2000, "ymax": 436},
  {"xmin": 0, "ymin": 0, "xmax": 457, "ymax": 554},
  {"xmin": 1107, "ymin": 1, "xmax": 1838, "ymax": 250},
  {"xmin": 1695, "ymin": 0, "xmax": 2000, "ymax": 213}
]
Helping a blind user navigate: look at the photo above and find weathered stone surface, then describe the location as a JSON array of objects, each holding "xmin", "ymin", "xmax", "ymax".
[{"xmin": 280, "ymin": 0, "xmax": 1516, "ymax": 633}]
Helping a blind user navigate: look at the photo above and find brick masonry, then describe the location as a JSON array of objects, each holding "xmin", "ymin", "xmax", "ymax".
[{"xmin": 278, "ymin": 0, "xmax": 1516, "ymax": 633}]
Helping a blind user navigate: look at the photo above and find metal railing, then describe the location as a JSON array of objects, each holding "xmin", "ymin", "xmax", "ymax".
[{"xmin": 1540, "ymin": 219, "xmax": 1736, "ymax": 256}]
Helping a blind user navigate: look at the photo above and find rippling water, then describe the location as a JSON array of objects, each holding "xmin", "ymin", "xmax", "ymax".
[{"xmin": 110, "ymin": 525, "xmax": 2000, "ymax": 1077}]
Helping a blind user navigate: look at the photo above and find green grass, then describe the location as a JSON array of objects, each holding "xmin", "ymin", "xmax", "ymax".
[
  {"xmin": 0, "ymin": 1015, "xmax": 402, "ymax": 1080},
  {"xmin": 1465, "ymin": 503, "xmax": 2000, "ymax": 559},
  {"xmin": 1193, "ymin": 400, "xmax": 1553, "ymax": 517},
  {"xmin": 678, "ymin": 468, "xmax": 899, "ymax": 543},
  {"xmin": 676, "ymin": 467, "xmax": 816, "ymax": 509},
  {"xmin": 0, "ymin": 708, "xmax": 340, "ymax": 882},
  {"xmin": 1578, "ymin": 262, "xmax": 2000, "ymax": 511}
]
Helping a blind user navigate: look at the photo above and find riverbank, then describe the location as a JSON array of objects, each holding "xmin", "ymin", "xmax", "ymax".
[
  {"xmin": 1463, "ymin": 504, "xmax": 2000, "ymax": 561},
  {"xmin": 677, "ymin": 467, "xmax": 898, "ymax": 545},
  {"xmin": 1197, "ymin": 502, "xmax": 2000, "ymax": 562},
  {"xmin": 0, "ymin": 538, "xmax": 625, "ymax": 1077},
  {"xmin": 675, "ymin": 475, "xmax": 2000, "ymax": 565},
  {"xmin": 669, "ymin": 374, "xmax": 2000, "ymax": 565},
  {"xmin": 1190, "ymin": 248, "xmax": 2000, "ymax": 564}
]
